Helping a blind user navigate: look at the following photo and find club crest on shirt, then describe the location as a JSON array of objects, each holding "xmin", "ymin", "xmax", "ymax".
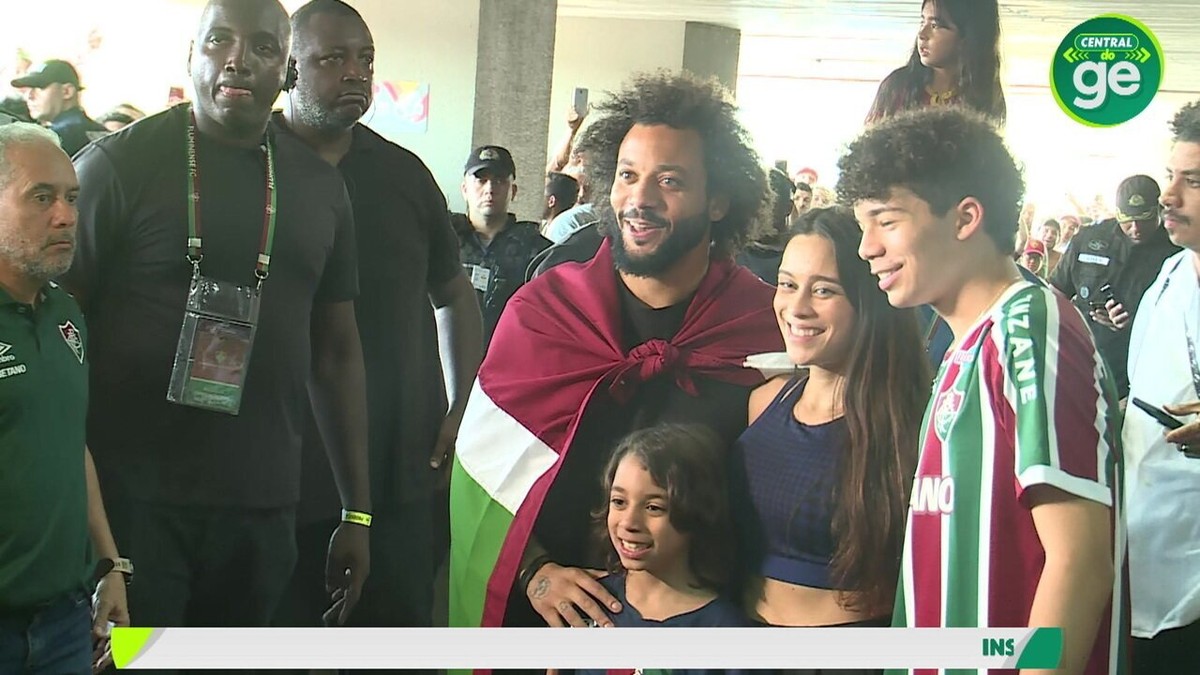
[
  {"xmin": 934, "ymin": 390, "xmax": 963, "ymax": 441},
  {"xmin": 59, "ymin": 321, "xmax": 84, "ymax": 364}
]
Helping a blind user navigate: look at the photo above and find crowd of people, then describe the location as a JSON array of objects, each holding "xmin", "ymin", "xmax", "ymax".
[{"xmin": 2, "ymin": 0, "xmax": 1199, "ymax": 675}]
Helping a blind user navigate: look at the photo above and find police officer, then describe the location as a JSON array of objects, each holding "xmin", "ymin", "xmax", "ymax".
[
  {"xmin": 1051, "ymin": 174, "xmax": 1180, "ymax": 398},
  {"xmin": 452, "ymin": 145, "xmax": 551, "ymax": 348}
]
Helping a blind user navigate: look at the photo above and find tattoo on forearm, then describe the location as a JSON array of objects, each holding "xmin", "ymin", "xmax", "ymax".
[{"xmin": 531, "ymin": 576, "xmax": 550, "ymax": 599}]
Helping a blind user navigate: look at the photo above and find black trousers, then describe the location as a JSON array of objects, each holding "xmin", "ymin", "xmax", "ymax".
[
  {"xmin": 1133, "ymin": 618, "xmax": 1200, "ymax": 675},
  {"xmin": 106, "ymin": 499, "xmax": 298, "ymax": 675},
  {"xmin": 108, "ymin": 499, "xmax": 297, "ymax": 627}
]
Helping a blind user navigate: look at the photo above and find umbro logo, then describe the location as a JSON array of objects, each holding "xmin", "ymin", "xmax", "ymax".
[{"xmin": 0, "ymin": 340, "xmax": 24, "ymax": 378}]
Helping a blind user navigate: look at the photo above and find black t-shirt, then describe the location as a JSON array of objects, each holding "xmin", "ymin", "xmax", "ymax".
[
  {"xmin": 66, "ymin": 104, "xmax": 358, "ymax": 508},
  {"xmin": 531, "ymin": 277, "xmax": 754, "ymax": 571},
  {"xmin": 279, "ymin": 118, "xmax": 463, "ymax": 519}
]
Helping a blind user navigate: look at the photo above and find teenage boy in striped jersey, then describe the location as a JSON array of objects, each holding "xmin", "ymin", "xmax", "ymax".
[{"xmin": 839, "ymin": 107, "xmax": 1127, "ymax": 675}]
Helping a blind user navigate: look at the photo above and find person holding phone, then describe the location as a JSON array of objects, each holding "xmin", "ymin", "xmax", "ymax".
[
  {"xmin": 1120, "ymin": 100, "xmax": 1200, "ymax": 675},
  {"xmin": 1051, "ymin": 174, "xmax": 1180, "ymax": 399},
  {"xmin": 546, "ymin": 88, "xmax": 589, "ymax": 178}
]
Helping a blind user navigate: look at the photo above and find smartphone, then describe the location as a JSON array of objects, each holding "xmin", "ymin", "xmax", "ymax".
[
  {"xmin": 774, "ymin": 159, "xmax": 789, "ymax": 174},
  {"xmin": 572, "ymin": 87, "xmax": 589, "ymax": 117},
  {"xmin": 1089, "ymin": 283, "xmax": 1116, "ymax": 310},
  {"xmin": 1131, "ymin": 397, "xmax": 1184, "ymax": 430}
]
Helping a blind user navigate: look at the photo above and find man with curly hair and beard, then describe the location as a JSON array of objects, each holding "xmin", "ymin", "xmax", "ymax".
[
  {"xmin": 449, "ymin": 71, "xmax": 783, "ymax": 631},
  {"xmin": 840, "ymin": 107, "xmax": 1127, "ymax": 675}
]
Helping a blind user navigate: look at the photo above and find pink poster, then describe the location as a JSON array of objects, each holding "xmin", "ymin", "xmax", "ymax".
[{"xmin": 364, "ymin": 80, "xmax": 429, "ymax": 135}]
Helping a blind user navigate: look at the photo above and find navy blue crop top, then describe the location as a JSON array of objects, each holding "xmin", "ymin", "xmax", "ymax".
[{"xmin": 730, "ymin": 376, "xmax": 848, "ymax": 589}]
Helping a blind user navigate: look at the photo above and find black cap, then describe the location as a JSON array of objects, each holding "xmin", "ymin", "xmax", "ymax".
[
  {"xmin": 11, "ymin": 60, "xmax": 83, "ymax": 89},
  {"xmin": 1115, "ymin": 174, "xmax": 1160, "ymax": 222},
  {"xmin": 464, "ymin": 145, "xmax": 516, "ymax": 178}
]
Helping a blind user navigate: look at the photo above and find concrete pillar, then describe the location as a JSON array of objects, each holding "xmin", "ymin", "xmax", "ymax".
[
  {"xmin": 472, "ymin": 0, "xmax": 557, "ymax": 222},
  {"xmin": 682, "ymin": 22, "xmax": 742, "ymax": 96}
]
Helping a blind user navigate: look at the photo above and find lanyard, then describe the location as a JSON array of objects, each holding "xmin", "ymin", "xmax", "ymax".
[
  {"xmin": 1155, "ymin": 256, "xmax": 1200, "ymax": 398},
  {"xmin": 185, "ymin": 107, "xmax": 278, "ymax": 289},
  {"xmin": 1185, "ymin": 329, "xmax": 1200, "ymax": 400},
  {"xmin": 923, "ymin": 313, "xmax": 943, "ymax": 353}
]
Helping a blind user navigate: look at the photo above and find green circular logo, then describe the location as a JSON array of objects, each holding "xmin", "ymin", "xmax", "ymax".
[{"xmin": 1050, "ymin": 14, "xmax": 1164, "ymax": 127}]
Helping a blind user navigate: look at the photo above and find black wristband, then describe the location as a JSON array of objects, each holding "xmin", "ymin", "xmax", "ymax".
[{"xmin": 518, "ymin": 554, "xmax": 553, "ymax": 594}]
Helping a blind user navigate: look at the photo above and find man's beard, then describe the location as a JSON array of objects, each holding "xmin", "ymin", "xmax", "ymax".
[
  {"xmin": 606, "ymin": 206, "xmax": 710, "ymax": 278},
  {"xmin": 293, "ymin": 89, "xmax": 361, "ymax": 132},
  {"xmin": 0, "ymin": 236, "xmax": 73, "ymax": 285}
]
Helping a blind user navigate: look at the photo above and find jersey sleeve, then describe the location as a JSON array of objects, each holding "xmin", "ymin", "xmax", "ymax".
[{"xmin": 989, "ymin": 287, "xmax": 1115, "ymax": 507}]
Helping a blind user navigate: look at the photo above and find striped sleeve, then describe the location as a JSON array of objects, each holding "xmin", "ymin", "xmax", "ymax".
[{"xmin": 991, "ymin": 287, "xmax": 1113, "ymax": 506}]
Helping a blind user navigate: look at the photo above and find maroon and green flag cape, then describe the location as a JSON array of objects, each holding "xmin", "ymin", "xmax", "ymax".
[{"xmin": 449, "ymin": 240, "xmax": 782, "ymax": 632}]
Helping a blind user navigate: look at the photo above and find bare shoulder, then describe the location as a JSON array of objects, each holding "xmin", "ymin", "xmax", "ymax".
[{"xmin": 748, "ymin": 374, "xmax": 794, "ymax": 425}]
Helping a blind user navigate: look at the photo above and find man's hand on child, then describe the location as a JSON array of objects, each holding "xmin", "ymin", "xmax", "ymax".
[{"xmin": 526, "ymin": 562, "xmax": 621, "ymax": 627}]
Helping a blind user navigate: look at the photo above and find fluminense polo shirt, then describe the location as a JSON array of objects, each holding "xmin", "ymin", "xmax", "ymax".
[{"xmin": 0, "ymin": 281, "xmax": 92, "ymax": 610}]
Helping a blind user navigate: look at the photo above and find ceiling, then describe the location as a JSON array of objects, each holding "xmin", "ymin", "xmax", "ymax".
[{"xmin": 558, "ymin": 0, "xmax": 1200, "ymax": 92}]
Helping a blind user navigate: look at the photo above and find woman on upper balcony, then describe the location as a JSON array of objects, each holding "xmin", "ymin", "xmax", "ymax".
[{"xmin": 865, "ymin": 0, "xmax": 1006, "ymax": 124}]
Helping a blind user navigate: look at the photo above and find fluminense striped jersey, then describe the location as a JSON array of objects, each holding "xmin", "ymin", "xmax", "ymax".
[{"xmin": 891, "ymin": 282, "xmax": 1128, "ymax": 675}]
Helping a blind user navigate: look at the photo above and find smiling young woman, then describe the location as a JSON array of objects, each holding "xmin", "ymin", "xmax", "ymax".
[{"xmin": 728, "ymin": 208, "xmax": 929, "ymax": 674}]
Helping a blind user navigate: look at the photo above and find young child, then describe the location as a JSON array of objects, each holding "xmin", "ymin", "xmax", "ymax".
[{"xmin": 569, "ymin": 423, "xmax": 750, "ymax": 675}]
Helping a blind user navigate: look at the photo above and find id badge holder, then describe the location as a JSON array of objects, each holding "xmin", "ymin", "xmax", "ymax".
[
  {"xmin": 465, "ymin": 263, "xmax": 492, "ymax": 294},
  {"xmin": 166, "ymin": 269, "xmax": 262, "ymax": 415}
]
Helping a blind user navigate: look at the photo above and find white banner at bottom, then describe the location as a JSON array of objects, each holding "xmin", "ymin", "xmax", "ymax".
[{"xmin": 113, "ymin": 626, "xmax": 1062, "ymax": 670}]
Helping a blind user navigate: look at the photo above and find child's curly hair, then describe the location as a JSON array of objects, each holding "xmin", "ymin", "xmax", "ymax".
[{"xmin": 592, "ymin": 423, "xmax": 735, "ymax": 592}]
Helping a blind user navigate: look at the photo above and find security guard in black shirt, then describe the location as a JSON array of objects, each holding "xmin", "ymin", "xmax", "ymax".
[
  {"xmin": 453, "ymin": 145, "xmax": 551, "ymax": 347},
  {"xmin": 1051, "ymin": 174, "xmax": 1180, "ymax": 397}
]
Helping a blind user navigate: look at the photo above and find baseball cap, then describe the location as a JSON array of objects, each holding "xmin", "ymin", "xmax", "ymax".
[
  {"xmin": 1023, "ymin": 239, "xmax": 1047, "ymax": 257},
  {"xmin": 794, "ymin": 166, "xmax": 819, "ymax": 183},
  {"xmin": 464, "ymin": 145, "xmax": 516, "ymax": 178},
  {"xmin": 11, "ymin": 60, "xmax": 83, "ymax": 89},
  {"xmin": 1115, "ymin": 174, "xmax": 1160, "ymax": 222}
]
